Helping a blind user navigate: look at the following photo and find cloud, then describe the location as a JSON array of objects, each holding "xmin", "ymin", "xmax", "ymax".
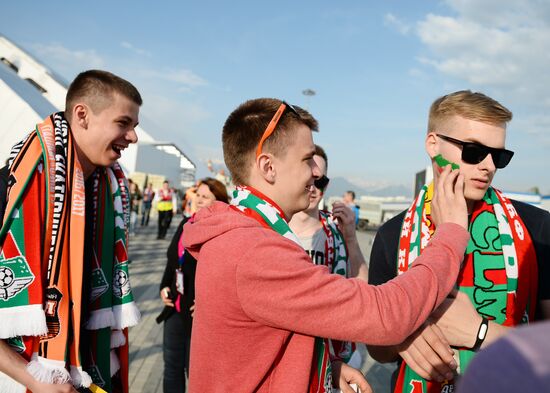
[
  {"xmin": 513, "ymin": 114, "xmax": 550, "ymax": 137},
  {"xmin": 384, "ymin": 13, "xmax": 411, "ymax": 35},
  {"xmin": 142, "ymin": 94, "xmax": 210, "ymax": 124},
  {"xmin": 414, "ymin": 1, "xmax": 550, "ymax": 110},
  {"xmin": 120, "ymin": 41, "xmax": 151, "ymax": 57},
  {"xmin": 30, "ymin": 42, "xmax": 105, "ymax": 75},
  {"xmin": 139, "ymin": 68, "xmax": 208, "ymax": 89}
]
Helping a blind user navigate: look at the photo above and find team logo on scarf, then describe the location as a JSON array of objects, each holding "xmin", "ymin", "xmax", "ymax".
[
  {"xmin": 43, "ymin": 287, "xmax": 63, "ymax": 339},
  {"xmin": 0, "ymin": 256, "xmax": 34, "ymax": 301},
  {"xmin": 113, "ymin": 263, "xmax": 131, "ymax": 298}
]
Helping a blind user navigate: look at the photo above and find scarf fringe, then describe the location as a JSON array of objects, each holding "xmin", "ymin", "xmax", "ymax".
[
  {"xmin": 0, "ymin": 305, "xmax": 47, "ymax": 339},
  {"xmin": 112, "ymin": 302, "xmax": 141, "ymax": 330},
  {"xmin": 86, "ymin": 309, "xmax": 115, "ymax": 330},
  {"xmin": 110, "ymin": 350, "xmax": 120, "ymax": 377},
  {"xmin": 26, "ymin": 357, "xmax": 71, "ymax": 385},
  {"xmin": 0, "ymin": 372, "xmax": 26, "ymax": 393},
  {"xmin": 69, "ymin": 366, "xmax": 92, "ymax": 388},
  {"xmin": 110, "ymin": 330, "xmax": 126, "ymax": 348}
]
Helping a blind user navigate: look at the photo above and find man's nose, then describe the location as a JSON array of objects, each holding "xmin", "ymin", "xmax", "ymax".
[
  {"xmin": 127, "ymin": 127, "xmax": 138, "ymax": 144},
  {"xmin": 311, "ymin": 160, "xmax": 322, "ymax": 178},
  {"xmin": 479, "ymin": 152, "xmax": 496, "ymax": 172}
]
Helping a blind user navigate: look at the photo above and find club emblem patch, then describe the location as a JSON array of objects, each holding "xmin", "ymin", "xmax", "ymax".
[
  {"xmin": 113, "ymin": 264, "xmax": 131, "ymax": 298},
  {"xmin": 0, "ymin": 257, "xmax": 34, "ymax": 301}
]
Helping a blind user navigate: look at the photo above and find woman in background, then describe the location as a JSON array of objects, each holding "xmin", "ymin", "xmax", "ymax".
[{"xmin": 157, "ymin": 177, "xmax": 229, "ymax": 393}]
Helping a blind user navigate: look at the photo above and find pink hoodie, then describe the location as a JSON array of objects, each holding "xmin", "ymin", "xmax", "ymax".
[{"xmin": 184, "ymin": 202, "xmax": 469, "ymax": 393}]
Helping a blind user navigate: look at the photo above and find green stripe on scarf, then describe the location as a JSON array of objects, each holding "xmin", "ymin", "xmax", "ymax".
[
  {"xmin": 231, "ymin": 186, "xmax": 333, "ymax": 393},
  {"xmin": 395, "ymin": 184, "xmax": 537, "ymax": 393}
]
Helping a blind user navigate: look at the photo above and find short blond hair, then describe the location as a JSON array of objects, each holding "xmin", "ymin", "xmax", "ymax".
[{"xmin": 428, "ymin": 90, "xmax": 512, "ymax": 133}]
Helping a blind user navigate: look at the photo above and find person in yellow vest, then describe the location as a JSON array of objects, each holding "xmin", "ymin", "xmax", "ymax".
[{"xmin": 156, "ymin": 180, "xmax": 177, "ymax": 239}]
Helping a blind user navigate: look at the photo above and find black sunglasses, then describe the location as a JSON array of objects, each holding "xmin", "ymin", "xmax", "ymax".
[
  {"xmin": 314, "ymin": 175, "xmax": 330, "ymax": 191},
  {"xmin": 436, "ymin": 134, "xmax": 514, "ymax": 169}
]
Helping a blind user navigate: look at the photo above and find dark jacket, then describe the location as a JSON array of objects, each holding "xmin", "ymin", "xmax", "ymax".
[{"xmin": 157, "ymin": 217, "xmax": 197, "ymax": 336}]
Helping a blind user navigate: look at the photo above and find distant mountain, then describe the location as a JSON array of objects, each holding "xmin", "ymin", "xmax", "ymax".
[
  {"xmin": 369, "ymin": 184, "xmax": 413, "ymax": 198},
  {"xmin": 324, "ymin": 177, "xmax": 368, "ymax": 198},
  {"xmin": 324, "ymin": 176, "xmax": 412, "ymax": 198}
]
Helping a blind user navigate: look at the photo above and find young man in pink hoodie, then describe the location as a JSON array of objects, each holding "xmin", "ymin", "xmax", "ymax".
[{"xmin": 183, "ymin": 98, "xmax": 469, "ymax": 393}]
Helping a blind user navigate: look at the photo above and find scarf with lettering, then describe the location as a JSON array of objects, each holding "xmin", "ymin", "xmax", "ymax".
[
  {"xmin": 230, "ymin": 186, "xmax": 332, "ymax": 393},
  {"xmin": 0, "ymin": 113, "xmax": 140, "ymax": 393},
  {"xmin": 318, "ymin": 211, "xmax": 356, "ymax": 366},
  {"xmin": 394, "ymin": 183, "xmax": 537, "ymax": 393}
]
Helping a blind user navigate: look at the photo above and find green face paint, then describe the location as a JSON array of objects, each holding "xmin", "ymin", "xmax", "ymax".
[{"xmin": 434, "ymin": 154, "xmax": 460, "ymax": 170}]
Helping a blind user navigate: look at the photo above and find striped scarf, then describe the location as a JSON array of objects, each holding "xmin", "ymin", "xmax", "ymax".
[
  {"xmin": 394, "ymin": 183, "xmax": 538, "ymax": 393},
  {"xmin": 230, "ymin": 186, "xmax": 333, "ymax": 393},
  {"xmin": 0, "ymin": 113, "xmax": 140, "ymax": 393},
  {"xmin": 318, "ymin": 211, "xmax": 357, "ymax": 368}
]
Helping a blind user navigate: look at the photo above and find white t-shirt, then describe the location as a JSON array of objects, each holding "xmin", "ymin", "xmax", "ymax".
[{"xmin": 299, "ymin": 228, "xmax": 327, "ymax": 267}]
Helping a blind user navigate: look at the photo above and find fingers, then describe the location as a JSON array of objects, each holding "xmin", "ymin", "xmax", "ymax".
[
  {"xmin": 454, "ymin": 172, "xmax": 464, "ymax": 197},
  {"xmin": 160, "ymin": 288, "xmax": 174, "ymax": 307},
  {"xmin": 421, "ymin": 325, "xmax": 456, "ymax": 377},
  {"xmin": 357, "ymin": 380, "xmax": 373, "ymax": 393},
  {"xmin": 399, "ymin": 326, "xmax": 456, "ymax": 382},
  {"xmin": 337, "ymin": 365, "xmax": 371, "ymax": 393},
  {"xmin": 346, "ymin": 372, "xmax": 372, "ymax": 393},
  {"xmin": 339, "ymin": 383, "xmax": 357, "ymax": 393},
  {"xmin": 400, "ymin": 344, "xmax": 436, "ymax": 380},
  {"xmin": 431, "ymin": 165, "xmax": 468, "ymax": 229}
]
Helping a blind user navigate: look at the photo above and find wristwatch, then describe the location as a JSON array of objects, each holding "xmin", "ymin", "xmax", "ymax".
[{"xmin": 471, "ymin": 317, "xmax": 489, "ymax": 351}]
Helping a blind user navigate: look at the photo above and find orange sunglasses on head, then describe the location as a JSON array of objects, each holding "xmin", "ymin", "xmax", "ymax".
[{"xmin": 255, "ymin": 101, "xmax": 300, "ymax": 158}]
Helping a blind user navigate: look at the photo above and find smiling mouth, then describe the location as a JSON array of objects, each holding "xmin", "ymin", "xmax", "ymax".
[{"xmin": 112, "ymin": 144, "xmax": 127, "ymax": 155}]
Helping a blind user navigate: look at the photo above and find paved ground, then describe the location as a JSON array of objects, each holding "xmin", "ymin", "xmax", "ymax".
[{"xmin": 127, "ymin": 221, "xmax": 396, "ymax": 393}]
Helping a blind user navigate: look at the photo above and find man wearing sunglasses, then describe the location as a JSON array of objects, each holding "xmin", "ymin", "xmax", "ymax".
[
  {"xmin": 368, "ymin": 90, "xmax": 550, "ymax": 393},
  {"xmin": 183, "ymin": 98, "xmax": 470, "ymax": 393},
  {"xmin": 289, "ymin": 144, "xmax": 369, "ymax": 391}
]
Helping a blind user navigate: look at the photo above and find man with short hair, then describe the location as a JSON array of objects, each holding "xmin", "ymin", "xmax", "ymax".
[
  {"xmin": 183, "ymin": 97, "xmax": 470, "ymax": 392},
  {"xmin": 0, "ymin": 69, "xmax": 142, "ymax": 393},
  {"xmin": 289, "ymin": 144, "xmax": 369, "ymax": 391},
  {"xmin": 367, "ymin": 90, "xmax": 550, "ymax": 392}
]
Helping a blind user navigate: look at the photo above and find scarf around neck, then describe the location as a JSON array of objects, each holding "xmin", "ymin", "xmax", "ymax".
[
  {"xmin": 0, "ymin": 113, "xmax": 141, "ymax": 393},
  {"xmin": 394, "ymin": 183, "xmax": 538, "ymax": 393},
  {"xmin": 230, "ymin": 185, "xmax": 333, "ymax": 393}
]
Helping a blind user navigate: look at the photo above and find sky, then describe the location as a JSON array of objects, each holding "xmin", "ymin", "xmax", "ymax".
[{"xmin": 1, "ymin": 0, "xmax": 549, "ymax": 194}]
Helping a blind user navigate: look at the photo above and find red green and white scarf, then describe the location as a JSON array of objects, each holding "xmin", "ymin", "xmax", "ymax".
[
  {"xmin": 231, "ymin": 186, "xmax": 333, "ymax": 393},
  {"xmin": 394, "ymin": 183, "xmax": 538, "ymax": 393},
  {"xmin": 317, "ymin": 211, "xmax": 357, "ymax": 367},
  {"xmin": 0, "ymin": 113, "xmax": 140, "ymax": 393}
]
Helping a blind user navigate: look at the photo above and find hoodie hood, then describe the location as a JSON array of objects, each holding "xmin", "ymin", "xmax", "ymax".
[{"xmin": 183, "ymin": 201, "xmax": 261, "ymax": 259}]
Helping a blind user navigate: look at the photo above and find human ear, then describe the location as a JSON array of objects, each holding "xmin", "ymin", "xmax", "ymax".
[
  {"xmin": 425, "ymin": 132, "xmax": 438, "ymax": 159},
  {"xmin": 73, "ymin": 103, "xmax": 89, "ymax": 129},
  {"xmin": 256, "ymin": 153, "xmax": 276, "ymax": 184}
]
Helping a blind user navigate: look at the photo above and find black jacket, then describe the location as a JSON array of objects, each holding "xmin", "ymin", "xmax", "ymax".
[{"xmin": 156, "ymin": 217, "xmax": 197, "ymax": 336}]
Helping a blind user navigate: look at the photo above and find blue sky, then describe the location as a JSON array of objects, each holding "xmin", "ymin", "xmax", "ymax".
[{"xmin": 2, "ymin": 0, "xmax": 549, "ymax": 194}]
